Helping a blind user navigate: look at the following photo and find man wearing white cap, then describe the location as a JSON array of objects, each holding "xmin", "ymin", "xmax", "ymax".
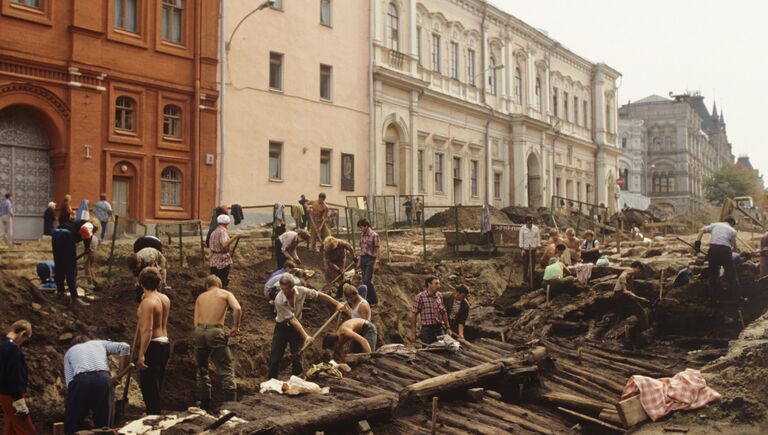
[{"xmin": 209, "ymin": 214, "xmax": 243, "ymax": 288}]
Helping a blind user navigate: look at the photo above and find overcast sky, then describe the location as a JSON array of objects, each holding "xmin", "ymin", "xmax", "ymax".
[{"xmin": 495, "ymin": 0, "xmax": 765, "ymax": 174}]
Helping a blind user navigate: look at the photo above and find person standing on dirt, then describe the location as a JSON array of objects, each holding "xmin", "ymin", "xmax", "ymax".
[
  {"xmin": 518, "ymin": 215, "xmax": 540, "ymax": 287},
  {"xmin": 59, "ymin": 194, "xmax": 73, "ymax": 226},
  {"xmin": 415, "ymin": 198, "xmax": 424, "ymax": 226},
  {"xmin": 357, "ymin": 218, "xmax": 381, "ymax": 306},
  {"xmin": 409, "ymin": 276, "xmax": 452, "ymax": 344},
  {"xmin": 52, "ymin": 219, "xmax": 93, "ymax": 307},
  {"xmin": 136, "ymin": 268, "xmax": 171, "ymax": 416},
  {"xmin": 267, "ymin": 275, "xmax": 344, "ymax": 380},
  {"xmin": 194, "ymin": 275, "xmax": 242, "ymax": 408},
  {"xmin": 209, "ymin": 214, "xmax": 244, "ymax": 288},
  {"xmin": 308, "ymin": 193, "xmax": 331, "ymax": 252},
  {"xmin": 205, "ymin": 203, "xmax": 229, "ymax": 248},
  {"xmin": 298, "ymin": 194, "xmax": 309, "ymax": 230},
  {"xmin": 322, "ymin": 318, "xmax": 378, "ymax": 361},
  {"xmin": 93, "ymin": 193, "xmax": 113, "ymax": 240},
  {"xmin": 443, "ymin": 285, "xmax": 470, "ymax": 339},
  {"xmin": 43, "ymin": 201, "xmax": 57, "ymax": 237},
  {"xmin": 403, "ymin": 196, "xmax": 413, "ymax": 226},
  {"xmin": 323, "ymin": 236, "xmax": 356, "ymax": 297},
  {"xmin": 0, "ymin": 320, "xmax": 35, "ymax": 435},
  {"xmin": 276, "ymin": 229, "xmax": 310, "ymax": 269},
  {"xmin": 0, "ymin": 193, "xmax": 14, "ymax": 246},
  {"xmin": 63, "ymin": 335, "xmax": 130, "ymax": 434},
  {"xmin": 695, "ymin": 217, "xmax": 739, "ymax": 295}
]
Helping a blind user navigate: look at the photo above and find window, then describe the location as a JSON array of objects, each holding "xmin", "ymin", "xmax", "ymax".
[
  {"xmin": 269, "ymin": 52, "xmax": 283, "ymax": 90},
  {"xmin": 385, "ymin": 142, "xmax": 396, "ymax": 185},
  {"xmin": 577, "ymin": 182, "xmax": 582, "ymax": 202},
  {"xmin": 535, "ymin": 78, "xmax": 542, "ymax": 110},
  {"xmin": 431, "ymin": 34, "xmax": 441, "ymax": 73},
  {"xmin": 583, "ymin": 100, "xmax": 589, "ymax": 127},
  {"xmin": 606, "ymin": 103, "xmax": 612, "ymax": 132},
  {"xmin": 449, "ymin": 42, "xmax": 459, "ymax": 80},
  {"xmin": 514, "ymin": 67, "xmax": 522, "ymax": 104},
  {"xmin": 160, "ymin": 167, "xmax": 182, "ymax": 207},
  {"xmin": 467, "ymin": 49, "xmax": 476, "ymax": 86},
  {"xmin": 417, "ymin": 150, "xmax": 425, "ymax": 191},
  {"xmin": 453, "ymin": 157, "xmax": 461, "ymax": 180},
  {"xmin": 115, "ymin": 96, "xmax": 136, "ymax": 132},
  {"xmin": 320, "ymin": 64, "xmax": 332, "ymax": 100},
  {"xmin": 11, "ymin": 0, "xmax": 40, "ymax": 8},
  {"xmin": 416, "ymin": 27, "xmax": 422, "ymax": 65},
  {"xmin": 434, "ymin": 153, "xmax": 444, "ymax": 193},
  {"xmin": 653, "ymin": 172, "xmax": 675, "ymax": 193},
  {"xmin": 563, "ymin": 91, "xmax": 569, "ymax": 121},
  {"xmin": 621, "ymin": 137, "xmax": 627, "ymax": 148},
  {"xmin": 320, "ymin": 149, "xmax": 331, "ymax": 185},
  {"xmin": 493, "ymin": 173, "xmax": 501, "ymax": 199},
  {"xmin": 272, "ymin": 0, "xmax": 283, "ymax": 9},
  {"xmin": 386, "ymin": 3, "xmax": 399, "ymax": 51},
  {"xmin": 269, "ymin": 142, "xmax": 282, "ymax": 180},
  {"xmin": 162, "ymin": 104, "xmax": 181, "ymax": 138},
  {"xmin": 161, "ymin": 0, "xmax": 183, "ymax": 43},
  {"xmin": 552, "ymin": 87, "xmax": 558, "ymax": 117},
  {"xmin": 574, "ymin": 96, "xmax": 579, "ymax": 125},
  {"xmin": 488, "ymin": 57, "xmax": 497, "ymax": 95},
  {"xmin": 470, "ymin": 160, "xmax": 479, "ymax": 197},
  {"xmin": 114, "ymin": 0, "xmax": 138, "ymax": 32},
  {"xmin": 320, "ymin": 0, "xmax": 331, "ymax": 25},
  {"xmin": 567, "ymin": 146, "xmax": 573, "ymax": 165},
  {"xmin": 619, "ymin": 168, "xmax": 629, "ymax": 191}
]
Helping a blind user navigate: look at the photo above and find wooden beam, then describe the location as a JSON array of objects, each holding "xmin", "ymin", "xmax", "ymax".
[
  {"xmin": 615, "ymin": 394, "xmax": 649, "ymax": 428},
  {"xmin": 557, "ymin": 407, "xmax": 626, "ymax": 433}
]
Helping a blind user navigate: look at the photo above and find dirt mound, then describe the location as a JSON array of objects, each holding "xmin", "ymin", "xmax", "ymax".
[{"xmin": 423, "ymin": 206, "xmax": 513, "ymax": 229}]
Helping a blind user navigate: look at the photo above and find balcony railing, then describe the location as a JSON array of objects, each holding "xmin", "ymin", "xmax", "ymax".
[{"xmin": 388, "ymin": 50, "xmax": 405, "ymax": 70}]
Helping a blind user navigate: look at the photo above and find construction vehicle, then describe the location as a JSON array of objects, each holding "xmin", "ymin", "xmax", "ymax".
[{"xmin": 721, "ymin": 197, "xmax": 765, "ymax": 232}]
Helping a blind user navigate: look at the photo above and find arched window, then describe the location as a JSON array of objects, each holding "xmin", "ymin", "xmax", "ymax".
[
  {"xmin": 386, "ymin": 3, "xmax": 399, "ymax": 51},
  {"xmin": 488, "ymin": 56, "xmax": 497, "ymax": 95},
  {"xmin": 535, "ymin": 77, "xmax": 542, "ymax": 110},
  {"xmin": 162, "ymin": 104, "xmax": 182, "ymax": 138},
  {"xmin": 619, "ymin": 168, "xmax": 629, "ymax": 191},
  {"xmin": 514, "ymin": 67, "xmax": 522, "ymax": 104},
  {"xmin": 160, "ymin": 167, "xmax": 183, "ymax": 206},
  {"xmin": 115, "ymin": 96, "xmax": 136, "ymax": 131}
]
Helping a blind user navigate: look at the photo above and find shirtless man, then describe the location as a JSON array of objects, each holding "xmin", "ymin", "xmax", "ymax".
[
  {"xmin": 136, "ymin": 267, "xmax": 171, "ymax": 415},
  {"xmin": 562, "ymin": 228, "xmax": 581, "ymax": 266},
  {"xmin": 194, "ymin": 275, "xmax": 242, "ymax": 409},
  {"xmin": 322, "ymin": 318, "xmax": 378, "ymax": 361},
  {"xmin": 307, "ymin": 193, "xmax": 331, "ymax": 252}
]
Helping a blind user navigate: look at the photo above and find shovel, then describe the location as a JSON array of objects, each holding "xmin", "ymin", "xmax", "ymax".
[
  {"xmin": 114, "ymin": 323, "xmax": 140, "ymax": 423},
  {"xmin": 300, "ymin": 311, "xmax": 340, "ymax": 353}
]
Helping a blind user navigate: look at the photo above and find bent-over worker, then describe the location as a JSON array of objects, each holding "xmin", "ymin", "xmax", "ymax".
[
  {"xmin": 52, "ymin": 219, "xmax": 93, "ymax": 306},
  {"xmin": 322, "ymin": 318, "xmax": 378, "ymax": 360},
  {"xmin": 323, "ymin": 236, "xmax": 356, "ymax": 296},
  {"xmin": 276, "ymin": 229, "xmax": 310, "ymax": 269},
  {"xmin": 444, "ymin": 285, "xmax": 470, "ymax": 339},
  {"xmin": 696, "ymin": 217, "xmax": 739, "ymax": 295},
  {"xmin": 209, "ymin": 215, "xmax": 244, "ymax": 288}
]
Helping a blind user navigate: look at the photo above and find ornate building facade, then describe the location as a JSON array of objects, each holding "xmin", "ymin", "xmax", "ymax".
[
  {"xmin": 372, "ymin": 0, "xmax": 622, "ymax": 212},
  {"xmin": 0, "ymin": 0, "xmax": 220, "ymax": 238},
  {"xmin": 618, "ymin": 93, "xmax": 734, "ymax": 214}
]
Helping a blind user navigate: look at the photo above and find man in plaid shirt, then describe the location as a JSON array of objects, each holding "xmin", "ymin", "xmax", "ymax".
[
  {"xmin": 409, "ymin": 276, "xmax": 452, "ymax": 344},
  {"xmin": 356, "ymin": 219, "xmax": 380, "ymax": 305}
]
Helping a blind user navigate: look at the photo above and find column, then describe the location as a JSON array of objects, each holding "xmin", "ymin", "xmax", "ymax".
[
  {"xmin": 410, "ymin": 91, "xmax": 419, "ymax": 195},
  {"xmin": 409, "ymin": 0, "xmax": 418, "ymax": 75}
]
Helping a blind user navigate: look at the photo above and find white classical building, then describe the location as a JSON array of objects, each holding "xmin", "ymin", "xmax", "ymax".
[{"xmin": 371, "ymin": 0, "xmax": 622, "ymax": 211}]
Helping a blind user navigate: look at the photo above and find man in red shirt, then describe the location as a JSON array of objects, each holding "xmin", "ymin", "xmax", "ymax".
[
  {"xmin": 0, "ymin": 320, "xmax": 34, "ymax": 435},
  {"xmin": 409, "ymin": 276, "xmax": 452, "ymax": 344}
]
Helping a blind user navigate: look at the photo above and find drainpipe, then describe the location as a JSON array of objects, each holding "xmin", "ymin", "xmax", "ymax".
[
  {"xmin": 217, "ymin": 0, "xmax": 225, "ymax": 206},
  {"xmin": 481, "ymin": 2, "xmax": 492, "ymax": 205},
  {"xmin": 368, "ymin": 0, "xmax": 375, "ymax": 206},
  {"xmin": 193, "ymin": 0, "xmax": 202, "ymax": 218}
]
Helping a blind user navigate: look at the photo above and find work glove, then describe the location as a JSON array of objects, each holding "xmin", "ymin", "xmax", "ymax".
[
  {"xmin": 693, "ymin": 240, "xmax": 701, "ymax": 253},
  {"xmin": 12, "ymin": 398, "xmax": 29, "ymax": 417}
]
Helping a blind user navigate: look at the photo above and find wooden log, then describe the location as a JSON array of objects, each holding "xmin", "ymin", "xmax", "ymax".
[
  {"xmin": 581, "ymin": 346, "xmax": 669, "ymax": 373},
  {"xmin": 450, "ymin": 402, "xmax": 529, "ymax": 433},
  {"xmin": 556, "ymin": 358, "xmax": 627, "ymax": 393},
  {"xmin": 540, "ymin": 391, "xmax": 612, "ymax": 415},
  {"xmin": 550, "ymin": 374, "xmax": 615, "ymax": 403},
  {"xmin": 430, "ymin": 396, "xmax": 438, "ymax": 435},
  {"xmin": 557, "ymin": 407, "xmax": 626, "ymax": 433},
  {"xmin": 483, "ymin": 397, "xmax": 560, "ymax": 430},
  {"xmin": 599, "ymin": 407, "xmax": 624, "ymax": 425},
  {"xmin": 615, "ymin": 394, "xmax": 649, "ymax": 427},
  {"xmin": 232, "ymin": 394, "xmax": 397, "ymax": 434},
  {"xmin": 435, "ymin": 410, "xmax": 511, "ymax": 435},
  {"xmin": 465, "ymin": 401, "xmax": 557, "ymax": 434}
]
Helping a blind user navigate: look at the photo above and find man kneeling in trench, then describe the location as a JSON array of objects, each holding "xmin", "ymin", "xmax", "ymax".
[{"xmin": 322, "ymin": 318, "xmax": 378, "ymax": 361}]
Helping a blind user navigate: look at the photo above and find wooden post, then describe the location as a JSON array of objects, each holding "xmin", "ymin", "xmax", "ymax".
[
  {"xmin": 430, "ymin": 396, "xmax": 439, "ymax": 435},
  {"xmin": 659, "ymin": 271, "xmax": 664, "ymax": 301},
  {"xmin": 178, "ymin": 224, "xmax": 184, "ymax": 267},
  {"xmin": 52, "ymin": 422, "xmax": 64, "ymax": 435},
  {"xmin": 738, "ymin": 309, "xmax": 745, "ymax": 329},
  {"xmin": 198, "ymin": 221, "xmax": 205, "ymax": 262},
  {"xmin": 107, "ymin": 215, "xmax": 119, "ymax": 276},
  {"xmin": 546, "ymin": 285, "xmax": 551, "ymax": 303},
  {"xmin": 500, "ymin": 330, "xmax": 505, "ymax": 343}
]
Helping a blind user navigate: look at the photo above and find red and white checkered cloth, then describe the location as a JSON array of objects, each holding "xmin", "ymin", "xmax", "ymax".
[{"xmin": 621, "ymin": 368, "xmax": 722, "ymax": 421}]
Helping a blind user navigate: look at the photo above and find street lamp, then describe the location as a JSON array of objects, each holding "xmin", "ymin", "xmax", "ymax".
[{"xmin": 225, "ymin": 0, "xmax": 275, "ymax": 52}]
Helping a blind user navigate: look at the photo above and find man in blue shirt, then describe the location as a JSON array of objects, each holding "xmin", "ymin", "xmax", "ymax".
[
  {"xmin": 63, "ymin": 337, "xmax": 130, "ymax": 434},
  {"xmin": 0, "ymin": 193, "xmax": 14, "ymax": 246}
]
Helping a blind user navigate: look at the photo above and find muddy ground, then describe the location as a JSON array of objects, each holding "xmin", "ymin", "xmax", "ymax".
[{"xmin": 1, "ymin": 227, "xmax": 767, "ymax": 433}]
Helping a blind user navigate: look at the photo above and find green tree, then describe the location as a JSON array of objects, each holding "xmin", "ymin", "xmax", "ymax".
[{"xmin": 704, "ymin": 164, "xmax": 763, "ymax": 205}]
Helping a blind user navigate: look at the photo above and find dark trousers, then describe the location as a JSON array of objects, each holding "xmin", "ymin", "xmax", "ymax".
[
  {"xmin": 99, "ymin": 220, "xmax": 108, "ymax": 240},
  {"xmin": 268, "ymin": 322, "xmax": 303, "ymax": 379},
  {"xmin": 521, "ymin": 249, "xmax": 535, "ymax": 287},
  {"xmin": 52, "ymin": 228, "xmax": 78, "ymax": 298},
  {"xmin": 275, "ymin": 244, "xmax": 287, "ymax": 269},
  {"xmin": 64, "ymin": 371, "xmax": 114, "ymax": 435},
  {"xmin": 210, "ymin": 266, "xmax": 230, "ymax": 288},
  {"xmin": 708, "ymin": 244, "xmax": 739, "ymax": 294},
  {"xmin": 416, "ymin": 211, "xmax": 423, "ymax": 225},
  {"xmin": 139, "ymin": 341, "xmax": 170, "ymax": 415},
  {"xmin": 420, "ymin": 324, "xmax": 444, "ymax": 344},
  {"xmin": 359, "ymin": 255, "xmax": 379, "ymax": 305},
  {"xmin": 582, "ymin": 251, "xmax": 600, "ymax": 264}
]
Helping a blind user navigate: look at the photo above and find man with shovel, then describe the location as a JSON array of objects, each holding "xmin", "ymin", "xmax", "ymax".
[
  {"xmin": 136, "ymin": 268, "xmax": 171, "ymax": 415},
  {"xmin": 695, "ymin": 216, "xmax": 740, "ymax": 296},
  {"xmin": 267, "ymin": 274, "xmax": 344, "ymax": 380}
]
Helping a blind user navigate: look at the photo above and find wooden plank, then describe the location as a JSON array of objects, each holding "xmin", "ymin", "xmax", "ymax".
[
  {"xmin": 466, "ymin": 401, "xmax": 558, "ymax": 434},
  {"xmin": 615, "ymin": 394, "xmax": 649, "ymax": 428},
  {"xmin": 557, "ymin": 406, "xmax": 626, "ymax": 433},
  {"xmin": 540, "ymin": 391, "xmax": 612, "ymax": 415}
]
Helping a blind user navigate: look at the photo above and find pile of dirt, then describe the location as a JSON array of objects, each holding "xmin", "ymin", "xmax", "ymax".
[{"xmin": 423, "ymin": 206, "xmax": 513, "ymax": 229}]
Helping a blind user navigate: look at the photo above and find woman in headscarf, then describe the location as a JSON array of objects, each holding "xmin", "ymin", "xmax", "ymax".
[{"xmin": 75, "ymin": 199, "xmax": 90, "ymax": 222}]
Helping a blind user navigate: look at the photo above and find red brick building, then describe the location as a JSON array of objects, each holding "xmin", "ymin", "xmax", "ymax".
[{"xmin": 0, "ymin": 0, "xmax": 219, "ymax": 239}]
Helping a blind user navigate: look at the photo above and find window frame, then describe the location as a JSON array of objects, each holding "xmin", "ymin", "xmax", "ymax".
[
  {"xmin": 320, "ymin": 64, "xmax": 333, "ymax": 101},
  {"xmin": 417, "ymin": 150, "xmax": 425, "ymax": 192},
  {"xmin": 434, "ymin": 153, "xmax": 444, "ymax": 194},
  {"xmin": 114, "ymin": 96, "xmax": 137, "ymax": 133},
  {"xmin": 431, "ymin": 33, "xmax": 441, "ymax": 73},
  {"xmin": 161, "ymin": 0, "xmax": 183, "ymax": 43},
  {"xmin": 470, "ymin": 160, "xmax": 479, "ymax": 197},
  {"xmin": 449, "ymin": 41, "xmax": 459, "ymax": 80},
  {"xmin": 271, "ymin": 0, "xmax": 283, "ymax": 10},
  {"xmin": 416, "ymin": 27, "xmax": 422, "ymax": 65},
  {"xmin": 535, "ymin": 77, "xmax": 542, "ymax": 110},
  {"xmin": 155, "ymin": 0, "xmax": 193, "ymax": 57},
  {"xmin": 583, "ymin": 100, "xmax": 589, "ymax": 128},
  {"xmin": 320, "ymin": 0, "xmax": 331, "ymax": 26},
  {"xmin": 269, "ymin": 141, "xmax": 283, "ymax": 181},
  {"xmin": 319, "ymin": 148, "xmax": 332, "ymax": 186},
  {"xmin": 385, "ymin": 142, "xmax": 396, "ymax": 186},
  {"xmin": 493, "ymin": 172, "xmax": 502, "ymax": 200},
  {"xmin": 488, "ymin": 57, "xmax": 497, "ymax": 95},
  {"xmin": 552, "ymin": 87, "xmax": 559, "ymax": 117},
  {"xmin": 108, "ymin": 0, "xmax": 148, "ymax": 48},
  {"xmin": 467, "ymin": 48, "xmax": 476, "ymax": 86},
  {"xmin": 574, "ymin": 96, "xmax": 579, "ymax": 126},
  {"xmin": 159, "ymin": 166, "xmax": 183, "ymax": 207},
  {"xmin": 3, "ymin": 0, "xmax": 53, "ymax": 26},
  {"xmin": 162, "ymin": 104, "xmax": 182, "ymax": 139},
  {"xmin": 269, "ymin": 52, "xmax": 284, "ymax": 91},
  {"xmin": 563, "ymin": 91, "xmax": 569, "ymax": 122},
  {"xmin": 386, "ymin": 3, "xmax": 399, "ymax": 51},
  {"xmin": 514, "ymin": 67, "xmax": 522, "ymax": 104}
]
